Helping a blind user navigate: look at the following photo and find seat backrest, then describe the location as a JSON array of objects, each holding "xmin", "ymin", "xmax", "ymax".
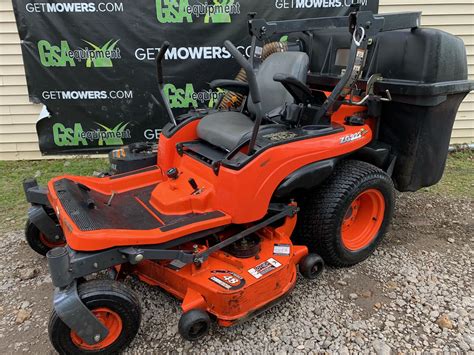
[{"xmin": 247, "ymin": 51, "xmax": 309, "ymax": 115}]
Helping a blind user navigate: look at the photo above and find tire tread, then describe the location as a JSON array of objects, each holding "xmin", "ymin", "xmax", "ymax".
[
  {"xmin": 294, "ymin": 160, "xmax": 394, "ymax": 267},
  {"xmin": 48, "ymin": 279, "xmax": 141, "ymax": 354}
]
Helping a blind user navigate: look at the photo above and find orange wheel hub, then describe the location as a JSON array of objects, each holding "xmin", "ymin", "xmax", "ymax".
[
  {"xmin": 39, "ymin": 233, "xmax": 65, "ymax": 249},
  {"xmin": 341, "ymin": 189, "xmax": 385, "ymax": 251},
  {"xmin": 70, "ymin": 307, "xmax": 123, "ymax": 350}
]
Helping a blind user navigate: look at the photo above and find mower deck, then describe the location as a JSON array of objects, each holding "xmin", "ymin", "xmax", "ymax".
[{"xmin": 129, "ymin": 229, "xmax": 308, "ymax": 326}]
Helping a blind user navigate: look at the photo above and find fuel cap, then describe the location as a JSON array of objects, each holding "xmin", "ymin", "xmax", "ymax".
[{"xmin": 166, "ymin": 167, "xmax": 179, "ymax": 180}]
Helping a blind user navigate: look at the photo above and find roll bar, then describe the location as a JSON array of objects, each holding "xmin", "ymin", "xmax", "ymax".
[
  {"xmin": 224, "ymin": 40, "xmax": 263, "ymax": 154},
  {"xmin": 224, "ymin": 40, "xmax": 261, "ymax": 105},
  {"xmin": 153, "ymin": 41, "xmax": 177, "ymax": 126},
  {"xmin": 156, "ymin": 41, "xmax": 170, "ymax": 85}
]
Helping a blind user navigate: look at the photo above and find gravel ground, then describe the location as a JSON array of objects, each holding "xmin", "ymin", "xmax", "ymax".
[{"xmin": 0, "ymin": 192, "xmax": 472, "ymax": 354}]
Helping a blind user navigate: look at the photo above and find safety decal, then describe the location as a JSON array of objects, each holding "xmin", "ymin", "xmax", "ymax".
[
  {"xmin": 248, "ymin": 258, "xmax": 282, "ymax": 279},
  {"xmin": 262, "ymin": 131, "xmax": 298, "ymax": 142},
  {"xmin": 209, "ymin": 270, "xmax": 245, "ymax": 290},
  {"xmin": 273, "ymin": 244, "xmax": 291, "ymax": 256}
]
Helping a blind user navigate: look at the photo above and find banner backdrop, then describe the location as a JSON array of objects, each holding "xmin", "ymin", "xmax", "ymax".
[{"xmin": 12, "ymin": 0, "xmax": 378, "ymax": 154}]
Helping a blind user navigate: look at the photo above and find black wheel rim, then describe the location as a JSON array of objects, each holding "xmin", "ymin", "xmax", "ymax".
[{"xmin": 188, "ymin": 321, "xmax": 207, "ymax": 339}]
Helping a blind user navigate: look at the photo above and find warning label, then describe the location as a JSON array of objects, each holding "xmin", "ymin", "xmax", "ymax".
[
  {"xmin": 273, "ymin": 244, "xmax": 291, "ymax": 256},
  {"xmin": 248, "ymin": 258, "xmax": 282, "ymax": 279}
]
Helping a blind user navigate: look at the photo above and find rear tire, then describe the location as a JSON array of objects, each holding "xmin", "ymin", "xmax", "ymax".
[
  {"xmin": 293, "ymin": 160, "xmax": 395, "ymax": 267},
  {"xmin": 25, "ymin": 218, "xmax": 65, "ymax": 256},
  {"xmin": 48, "ymin": 279, "xmax": 141, "ymax": 354}
]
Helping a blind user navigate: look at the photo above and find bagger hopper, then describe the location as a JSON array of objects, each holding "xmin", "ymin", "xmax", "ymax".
[{"xmin": 23, "ymin": 7, "xmax": 473, "ymax": 353}]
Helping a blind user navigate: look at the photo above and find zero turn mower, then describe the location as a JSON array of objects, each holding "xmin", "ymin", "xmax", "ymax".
[{"xmin": 23, "ymin": 7, "xmax": 473, "ymax": 354}]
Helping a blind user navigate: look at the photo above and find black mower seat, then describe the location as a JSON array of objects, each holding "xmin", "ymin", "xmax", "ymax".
[
  {"xmin": 197, "ymin": 51, "xmax": 309, "ymax": 151},
  {"xmin": 196, "ymin": 112, "xmax": 288, "ymax": 152},
  {"xmin": 197, "ymin": 111, "xmax": 253, "ymax": 151}
]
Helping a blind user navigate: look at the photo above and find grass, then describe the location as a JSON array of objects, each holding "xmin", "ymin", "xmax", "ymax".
[
  {"xmin": 0, "ymin": 158, "xmax": 108, "ymax": 234},
  {"xmin": 0, "ymin": 151, "xmax": 472, "ymax": 234},
  {"xmin": 424, "ymin": 150, "xmax": 474, "ymax": 198}
]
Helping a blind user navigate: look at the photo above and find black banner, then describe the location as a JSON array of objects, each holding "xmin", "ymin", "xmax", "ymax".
[{"xmin": 12, "ymin": 0, "xmax": 378, "ymax": 154}]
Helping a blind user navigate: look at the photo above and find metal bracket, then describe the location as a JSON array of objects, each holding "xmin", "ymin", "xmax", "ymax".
[
  {"xmin": 23, "ymin": 178, "xmax": 51, "ymax": 207},
  {"xmin": 47, "ymin": 228, "xmax": 224, "ymax": 289},
  {"xmin": 176, "ymin": 143, "xmax": 184, "ymax": 156},
  {"xmin": 194, "ymin": 204, "xmax": 297, "ymax": 263},
  {"xmin": 366, "ymin": 74, "xmax": 382, "ymax": 96},
  {"xmin": 53, "ymin": 281, "xmax": 109, "ymax": 345},
  {"xmin": 119, "ymin": 247, "xmax": 195, "ymax": 264},
  {"xmin": 28, "ymin": 205, "xmax": 64, "ymax": 244},
  {"xmin": 349, "ymin": 74, "xmax": 392, "ymax": 106},
  {"xmin": 212, "ymin": 161, "xmax": 221, "ymax": 176}
]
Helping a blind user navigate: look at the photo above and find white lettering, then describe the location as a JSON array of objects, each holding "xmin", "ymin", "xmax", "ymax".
[
  {"xmin": 25, "ymin": 2, "xmax": 123, "ymax": 13},
  {"xmin": 41, "ymin": 90, "xmax": 132, "ymax": 100},
  {"xmin": 138, "ymin": 46, "xmax": 233, "ymax": 61}
]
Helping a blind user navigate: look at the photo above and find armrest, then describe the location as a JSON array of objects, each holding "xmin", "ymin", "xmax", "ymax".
[
  {"xmin": 273, "ymin": 73, "xmax": 326, "ymax": 106},
  {"xmin": 209, "ymin": 79, "xmax": 249, "ymax": 95}
]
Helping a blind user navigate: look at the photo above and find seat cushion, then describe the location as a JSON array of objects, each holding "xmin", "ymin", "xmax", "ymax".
[
  {"xmin": 248, "ymin": 52, "xmax": 309, "ymax": 115},
  {"xmin": 197, "ymin": 111, "xmax": 254, "ymax": 151}
]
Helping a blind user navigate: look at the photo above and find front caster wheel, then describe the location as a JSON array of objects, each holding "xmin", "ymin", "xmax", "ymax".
[
  {"xmin": 48, "ymin": 280, "xmax": 141, "ymax": 354},
  {"xmin": 178, "ymin": 309, "xmax": 210, "ymax": 341},
  {"xmin": 25, "ymin": 218, "xmax": 65, "ymax": 256},
  {"xmin": 299, "ymin": 254, "xmax": 324, "ymax": 279}
]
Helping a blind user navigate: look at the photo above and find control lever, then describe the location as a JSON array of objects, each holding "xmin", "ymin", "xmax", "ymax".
[
  {"xmin": 152, "ymin": 41, "xmax": 177, "ymax": 126},
  {"xmin": 188, "ymin": 178, "xmax": 198, "ymax": 191},
  {"xmin": 188, "ymin": 178, "xmax": 203, "ymax": 195}
]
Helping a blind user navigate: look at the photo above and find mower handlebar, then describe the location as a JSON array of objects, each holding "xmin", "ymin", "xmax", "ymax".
[
  {"xmin": 224, "ymin": 40, "xmax": 261, "ymax": 104},
  {"xmin": 156, "ymin": 41, "xmax": 170, "ymax": 85}
]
